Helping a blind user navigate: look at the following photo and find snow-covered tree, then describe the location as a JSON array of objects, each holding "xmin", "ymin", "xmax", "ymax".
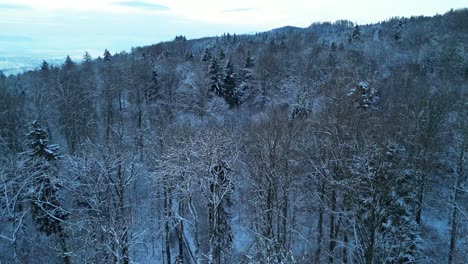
[
  {"xmin": 351, "ymin": 141, "xmax": 421, "ymax": 263},
  {"xmin": 145, "ymin": 69, "xmax": 161, "ymax": 103},
  {"xmin": 218, "ymin": 48, "xmax": 226, "ymax": 62},
  {"xmin": 24, "ymin": 121, "xmax": 70, "ymax": 263},
  {"xmin": 153, "ymin": 126, "xmax": 238, "ymax": 264},
  {"xmin": 103, "ymin": 49, "xmax": 112, "ymax": 62},
  {"xmin": 202, "ymin": 48, "xmax": 212, "ymax": 62},
  {"xmin": 447, "ymin": 101, "xmax": 467, "ymax": 264},
  {"xmin": 394, "ymin": 20, "xmax": 404, "ymax": 40},
  {"xmin": 239, "ymin": 51, "xmax": 258, "ymax": 105},
  {"xmin": 209, "ymin": 59, "xmax": 223, "ymax": 97},
  {"xmin": 221, "ymin": 58, "xmax": 239, "ymax": 108},
  {"xmin": 352, "ymin": 24, "xmax": 361, "ymax": 40},
  {"xmin": 348, "ymin": 81, "xmax": 380, "ymax": 110}
]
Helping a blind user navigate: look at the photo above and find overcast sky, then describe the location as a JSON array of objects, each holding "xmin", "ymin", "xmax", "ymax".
[{"xmin": 0, "ymin": 0, "xmax": 466, "ymax": 59}]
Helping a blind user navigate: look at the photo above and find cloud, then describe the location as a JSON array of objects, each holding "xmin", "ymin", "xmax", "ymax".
[
  {"xmin": 114, "ymin": 1, "xmax": 170, "ymax": 11},
  {"xmin": 0, "ymin": 3, "xmax": 31, "ymax": 10},
  {"xmin": 223, "ymin": 7, "xmax": 254, "ymax": 13}
]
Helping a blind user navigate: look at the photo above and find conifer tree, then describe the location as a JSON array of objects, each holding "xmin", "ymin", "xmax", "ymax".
[
  {"xmin": 218, "ymin": 48, "xmax": 226, "ymax": 62},
  {"xmin": 222, "ymin": 59, "xmax": 239, "ymax": 107},
  {"xmin": 103, "ymin": 49, "xmax": 112, "ymax": 62},
  {"xmin": 100, "ymin": 49, "xmax": 117, "ymax": 140},
  {"xmin": 145, "ymin": 69, "xmax": 160, "ymax": 103},
  {"xmin": 244, "ymin": 51, "xmax": 254, "ymax": 69},
  {"xmin": 202, "ymin": 48, "xmax": 212, "ymax": 62},
  {"xmin": 25, "ymin": 121, "xmax": 70, "ymax": 263},
  {"xmin": 82, "ymin": 52, "xmax": 95, "ymax": 83},
  {"xmin": 83, "ymin": 51, "xmax": 92, "ymax": 64},
  {"xmin": 239, "ymin": 51, "xmax": 259, "ymax": 106},
  {"xmin": 328, "ymin": 42, "xmax": 337, "ymax": 67},
  {"xmin": 352, "ymin": 141, "xmax": 421, "ymax": 264},
  {"xmin": 40, "ymin": 60, "xmax": 50, "ymax": 72},
  {"xmin": 351, "ymin": 24, "xmax": 361, "ymax": 41},
  {"xmin": 185, "ymin": 51, "xmax": 194, "ymax": 61},
  {"xmin": 209, "ymin": 59, "xmax": 223, "ymax": 97},
  {"xmin": 394, "ymin": 20, "xmax": 403, "ymax": 41}
]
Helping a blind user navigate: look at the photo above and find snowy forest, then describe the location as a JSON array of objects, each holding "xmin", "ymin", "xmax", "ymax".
[{"xmin": 0, "ymin": 9, "xmax": 467, "ymax": 264}]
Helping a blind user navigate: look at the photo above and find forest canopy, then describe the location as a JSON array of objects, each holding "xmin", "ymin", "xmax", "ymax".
[{"xmin": 0, "ymin": 8, "xmax": 467, "ymax": 264}]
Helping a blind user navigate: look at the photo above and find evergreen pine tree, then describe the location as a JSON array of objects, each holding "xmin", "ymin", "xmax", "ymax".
[
  {"xmin": 239, "ymin": 52, "xmax": 257, "ymax": 105},
  {"xmin": 63, "ymin": 55, "xmax": 75, "ymax": 71},
  {"xmin": 353, "ymin": 142, "xmax": 421, "ymax": 263},
  {"xmin": 352, "ymin": 25, "xmax": 361, "ymax": 40},
  {"xmin": 209, "ymin": 59, "xmax": 223, "ymax": 96},
  {"xmin": 348, "ymin": 82, "xmax": 379, "ymax": 110},
  {"xmin": 222, "ymin": 58, "xmax": 239, "ymax": 107},
  {"xmin": 185, "ymin": 51, "xmax": 194, "ymax": 61},
  {"xmin": 331, "ymin": 41, "xmax": 337, "ymax": 52},
  {"xmin": 145, "ymin": 69, "xmax": 160, "ymax": 103},
  {"xmin": 83, "ymin": 51, "xmax": 92, "ymax": 64},
  {"xmin": 81, "ymin": 52, "xmax": 94, "ymax": 86},
  {"xmin": 218, "ymin": 48, "xmax": 226, "ymax": 62},
  {"xmin": 40, "ymin": 60, "xmax": 49, "ymax": 72},
  {"xmin": 202, "ymin": 48, "xmax": 212, "ymax": 62},
  {"xmin": 25, "ymin": 121, "xmax": 70, "ymax": 263},
  {"xmin": 328, "ymin": 42, "xmax": 337, "ymax": 67},
  {"xmin": 394, "ymin": 20, "xmax": 403, "ymax": 41},
  {"xmin": 26, "ymin": 121, "xmax": 66, "ymax": 235},
  {"xmin": 241, "ymin": 51, "xmax": 255, "ymax": 85},
  {"xmin": 244, "ymin": 51, "xmax": 254, "ymax": 69},
  {"xmin": 103, "ymin": 49, "xmax": 112, "ymax": 62}
]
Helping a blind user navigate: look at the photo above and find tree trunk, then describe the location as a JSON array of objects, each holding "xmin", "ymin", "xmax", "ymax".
[
  {"xmin": 177, "ymin": 201, "xmax": 184, "ymax": 264},
  {"xmin": 343, "ymin": 231, "xmax": 348, "ymax": 264},
  {"xmin": 266, "ymin": 180, "xmax": 274, "ymax": 258},
  {"xmin": 342, "ymin": 196, "xmax": 349, "ymax": 264},
  {"xmin": 208, "ymin": 182, "xmax": 220, "ymax": 264},
  {"xmin": 164, "ymin": 182, "xmax": 172, "ymax": 264},
  {"xmin": 117, "ymin": 162, "xmax": 129, "ymax": 264},
  {"xmin": 188, "ymin": 197, "xmax": 201, "ymax": 264},
  {"xmin": 106, "ymin": 102, "xmax": 112, "ymax": 141},
  {"xmin": 281, "ymin": 157, "xmax": 290, "ymax": 254},
  {"xmin": 365, "ymin": 202, "xmax": 376, "ymax": 264},
  {"xmin": 448, "ymin": 142, "xmax": 465, "ymax": 264},
  {"xmin": 328, "ymin": 189, "xmax": 336, "ymax": 264},
  {"xmin": 58, "ymin": 231, "xmax": 70, "ymax": 264},
  {"xmin": 136, "ymin": 90, "xmax": 144, "ymax": 160},
  {"xmin": 315, "ymin": 179, "xmax": 325, "ymax": 263},
  {"xmin": 415, "ymin": 173, "xmax": 426, "ymax": 225}
]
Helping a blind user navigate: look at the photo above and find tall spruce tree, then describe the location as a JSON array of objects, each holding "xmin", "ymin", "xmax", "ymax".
[
  {"xmin": 145, "ymin": 69, "xmax": 160, "ymax": 103},
  {"xmin": 40, "ymin": 60, "xmax": 50, "ymax": 72},
  {"xmin": 222, "ymin": 59, "xmax": 239, "ymax": 107},
  {"xmin": 26, "ymin": 121, "xmax": 70, "ymax": 263},
  {"xmin": 202, "ymin": 48, "xmax": 213, "ymax": 62},
  {"xmin": 209, "ymin": 59, "xmax": 223, "ymax": 97},
  {"xmin": 239, "ymin": 52, "xmax": 257, "ymax": 105},
  {"xmin": 218, "ymin": 48, "xmax": 226, "ymax": 62},
  {"xmin": 352, "ymin": 25, "xmax": 361, "ymax": 39},
  {"xmin": 103, "ymin": 49, "xmax": 112, "ymax": 62},
  {"xmin": 244, "ymin": 51, "xmax": 254, "ymax": 69}
]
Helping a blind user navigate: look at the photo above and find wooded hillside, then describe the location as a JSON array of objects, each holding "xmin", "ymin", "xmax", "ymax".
[{"xmin": 0, "ymin": 9, "xmax": 467, "ymax": 263}]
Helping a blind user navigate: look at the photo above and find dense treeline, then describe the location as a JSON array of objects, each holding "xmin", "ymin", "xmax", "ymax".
[{"xmin": 0, "ymin": 9, "xmax": 467, "ymax": 264}]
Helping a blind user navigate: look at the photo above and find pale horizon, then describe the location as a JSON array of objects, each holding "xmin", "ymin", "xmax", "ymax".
[{"xmin": 0, "ymin": 0, "xmax": 466, "ymax": 74}]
